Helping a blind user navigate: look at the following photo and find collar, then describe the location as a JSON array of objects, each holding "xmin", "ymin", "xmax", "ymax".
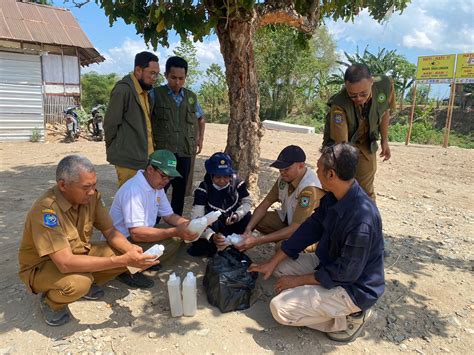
[
  {"xmin": 165, "ymin": 84, "xmax": 184, "ymax": 98},
  {"xmin": 53, "ymin": 185, "xmax": 73, "ymax": 212},
  {"xmin": 136, "ymin": 170, "xmax": 155, "ymax": 192},
  {"xmin": 131, "ymin": 73, "xmax": 145, "ymax": 95},
  {"xmin": 329, "ymin": 180, "xmax": 360, "ymax": 218}
]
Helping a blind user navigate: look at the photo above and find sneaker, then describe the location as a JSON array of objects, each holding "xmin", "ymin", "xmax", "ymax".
[
  {"xmin": 82, "ymin": 283, "xmax": 105, "ymax": 300},
  {"xmin": 39, "ymin": 293, "xmax": 71, "ymax": 326},
  {"xmin": 326, "ymin": 309, "xmax": 375, "ymax": 343},
  {"xmin": 117, "ymin": 272, "xmax": 154, "ymax": 289}
]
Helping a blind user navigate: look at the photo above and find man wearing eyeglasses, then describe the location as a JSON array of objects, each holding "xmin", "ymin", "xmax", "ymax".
[
  {"xmin": 249, "ymin": 143, "xmax": 384, "ymax": 343},
  {"xmin": 323, "ymin": 63, "xmax": 395, "ymax": 201},
  {"xmin": 109, "ymin": 149, "xmax": 198, "ymax": 287},
  {"xmin": 104, "ymin": 51, "xmax": 161, "ymax": 187}
]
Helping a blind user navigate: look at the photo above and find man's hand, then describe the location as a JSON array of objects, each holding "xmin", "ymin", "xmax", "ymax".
[
  {"xmin": 248, "ymin": 262, "xmax": 276, "ymax": 280},
  {"xmin": 380, "ymin": 140, "xmax": 391, "ymax": 161},
  {"xmin": 274, "ymin": 275, "xmax": 306, "ymax": 293},
  {"xmin": 176, "ymin": 222, "xmax": 199, "ymax": 242},
  {"xmin": 225, "ymin": 213, "xmax": 239, "ymax": 225},
  {"xmin": 235, "ymin": 233, "xmax": 259, "ymax": 252},
  {"xmin": 122, "ymin": 248, "xmax": 159, "ymax": 270},
  {"xmin": 196, "ymin": 138, "xmax": 203, "ymax": 154},
  {"xmin": 212, "ymin": 233, "xmax": 227, "ymax": 249}
]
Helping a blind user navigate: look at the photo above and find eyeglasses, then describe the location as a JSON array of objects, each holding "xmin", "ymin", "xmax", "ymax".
[
  {"xmin": 152, "ymin": 166, "xmax": 174, "ymax": 180},
  {"xmin": 327, "ymin": 144, "xmax": 339, "ymax": 175},
  {"xmin": 143, "ymin": 69, "xmax": 160, "ymax": 79},
  {"xmin": 347, "ymin": 90, "xmax": 371, "ymax": 99}
]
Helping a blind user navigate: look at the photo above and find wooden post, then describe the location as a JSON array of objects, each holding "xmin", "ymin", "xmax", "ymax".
[
  {"xmin": 443, "ymin": 81, "xmax": 456, "ymax": 148},
  {"xmin": 405, "ymin": 81, "xmax": 417, "ymax": 145}
]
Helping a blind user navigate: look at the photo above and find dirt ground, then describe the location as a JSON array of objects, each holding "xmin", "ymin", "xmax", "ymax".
[{"xmin": 0, "ymin": 123, "xmax": 473, "ymax": 354}]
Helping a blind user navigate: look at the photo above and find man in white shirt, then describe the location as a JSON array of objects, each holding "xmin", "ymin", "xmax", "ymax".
[{"xmin": 110, "ymin": 150, "xmax": 197, "ymax": 285}]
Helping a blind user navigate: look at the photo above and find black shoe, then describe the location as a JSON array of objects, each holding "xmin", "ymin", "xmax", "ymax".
[
  {"xmin": 39, "ymin": 293, "xmax": 71, "ymax": 326},
  {"xmin": 82, "ymin": 283, "xmax": 105, "ymax": 300},
  {"xmin": 117, "ymin": 272, "xmax": 154, "ymax": 288},
  {"xmin": 187, "ymin": 239, "xmax": 217, "ymax": 257}
]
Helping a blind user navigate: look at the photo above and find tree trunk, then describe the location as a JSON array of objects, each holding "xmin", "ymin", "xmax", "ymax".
[{"xmin": 217, "ymin": 17, "xmax": 263, "ymax": 197}]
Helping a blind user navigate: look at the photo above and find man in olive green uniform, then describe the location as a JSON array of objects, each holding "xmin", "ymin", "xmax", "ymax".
[
  {"xmin": 104, "ymin": 51, "xmax": 160, "ymax": 187},
  {"xmin": 151, "ymin": 56, "xmax": 205, "ymax": 217},
  {"xmin": 323, "ymin": 63, "xmax": 395, "ymax": 201},
  {"xmin": 18, "ymin": 155, "xmax": 158, "ymax": 326},
  {"xmin": 236, "ymin": 146, "xmax": 326, "ymax": 252}
]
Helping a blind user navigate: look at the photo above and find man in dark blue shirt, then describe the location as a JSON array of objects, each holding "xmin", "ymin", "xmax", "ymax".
[{"xmin": 249, "ymin": 142, "xmax": 384, "ymax": 343}]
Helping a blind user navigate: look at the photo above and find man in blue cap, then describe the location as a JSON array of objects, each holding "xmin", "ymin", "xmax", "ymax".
[{"xmin": 188, "ymin": 152, "xmax": 253, "ymax": 256}]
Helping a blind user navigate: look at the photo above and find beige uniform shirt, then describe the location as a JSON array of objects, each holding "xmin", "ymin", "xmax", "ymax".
[
  {"xmin": 263, "ymin": 174, "xmax": 326, "ymax": 225},
  {"xmin": 18, "ymin": 186, "xmax": 113, "ymax": 291}
]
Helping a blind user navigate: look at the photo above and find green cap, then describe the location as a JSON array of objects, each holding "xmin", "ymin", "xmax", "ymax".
[{"xmin": 148, "ymin": 150, "xmax": 182, "ymax": 178}]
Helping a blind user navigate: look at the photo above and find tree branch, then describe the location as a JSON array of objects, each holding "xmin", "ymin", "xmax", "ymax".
[{"xmin": 256, "ymin": 1, "xmax": 320, "ymax": 33}]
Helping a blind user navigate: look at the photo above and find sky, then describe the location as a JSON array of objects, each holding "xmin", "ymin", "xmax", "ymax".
[{"xmin": 57, "ymin": 0, "xmax": 474, "ymax": 99}]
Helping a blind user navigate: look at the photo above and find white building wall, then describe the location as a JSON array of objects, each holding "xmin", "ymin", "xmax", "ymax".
[{"xmin": 0, "ymin": 51, "xmax": 44, "ymax": 141}]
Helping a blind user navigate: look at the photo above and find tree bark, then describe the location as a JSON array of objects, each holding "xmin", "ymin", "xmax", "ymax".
[{"xmin": 216, "ymin": 17, "xmax": 263, "ymax": 198}]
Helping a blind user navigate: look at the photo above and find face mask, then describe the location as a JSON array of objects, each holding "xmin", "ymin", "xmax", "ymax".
[{"xmin": 213, "ymin": 182, "xmax": 230, "ymax": 190}]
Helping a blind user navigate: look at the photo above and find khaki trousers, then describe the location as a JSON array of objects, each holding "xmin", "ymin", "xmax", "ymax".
[
  {"xmin": 355, "ymin": 145, "xmax": 377, "ymax": 202},
  {"xmin": 256, "ymin": 211, "xmax": 287, "ymax": 235},
  {"xmin": 115, "ymin": 166, "xmax": 138, "ymax": 188},
  {"xmin": 31, "ymin": 243, "xmax": 127, "ymax": 311},
  {"xmin": 130, "ymin": 237, "xmax": 183, "ymax": 267},
  {"xmin": 270, "ymin": 254, "xmax": 360, "ymax": 332}
]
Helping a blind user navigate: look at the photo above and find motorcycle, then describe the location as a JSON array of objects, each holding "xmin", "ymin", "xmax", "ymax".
[
  {"xmin": 64, "ymin": 106, "xmax": 80, "ymax": 142},
  {"xmin": 87, "ymin": 104, "xmax": 104, "ymax": 141}
]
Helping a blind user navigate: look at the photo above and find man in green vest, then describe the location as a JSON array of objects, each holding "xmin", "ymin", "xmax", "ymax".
[
  {"xmin": 323, "ymin": 63, "xmax": 395, "ymax": 202},
  {"xmin": 151, "ymin": 56, "xmax": 206, "ymax": 216}
]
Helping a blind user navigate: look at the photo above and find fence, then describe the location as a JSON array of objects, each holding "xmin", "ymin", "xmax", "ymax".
[{"xmin": 43, "ymin": 96, "xmax": 77, "ymax": 124}]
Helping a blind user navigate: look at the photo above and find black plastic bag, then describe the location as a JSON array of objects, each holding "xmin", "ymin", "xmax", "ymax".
[{"xmin": 203, "ymin": 247, "xmax": 258, "ymax": 313}]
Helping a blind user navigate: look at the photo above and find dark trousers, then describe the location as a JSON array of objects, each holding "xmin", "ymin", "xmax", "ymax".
[{"xmin": 165, "ymin": 155, "xmax": 191, "ymax": 216}]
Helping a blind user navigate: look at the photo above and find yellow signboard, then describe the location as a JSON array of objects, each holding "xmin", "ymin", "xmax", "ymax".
[
  {"xmin": 416, "ymin": 54, "xmax": 456, "ymax": 83},
  {"xmin": 455, "ymin": 53, "xmax": 474, "ymax": 83}
]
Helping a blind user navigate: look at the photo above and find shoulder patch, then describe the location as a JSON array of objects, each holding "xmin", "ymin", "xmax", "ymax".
[
  {"xmin": 279, "ymin": 180, "xmax": 286, "ymax": 190},
  {"xmin": 188, "ymin": 96, "xmax": 195, "ymax": 105},
  {"xmin": 41, "ymin": 208, "xmax": 55, "ymax": 214},
  {"xmin": 299, "ymin": 196, "xmax": 310, "ymax": 208},
  {"xmin": 43, "ymin": 213, "xmax": 59, "ymax": 228},
  {"xmin": 333, "ymin": 113, "xmax": 344, "ymax": 124},
  {"xmin": 377, "ymin": 93, "xmax": 387, "ymax": 104}
]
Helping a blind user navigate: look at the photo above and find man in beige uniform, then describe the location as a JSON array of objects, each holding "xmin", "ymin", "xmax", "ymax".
[
  {"xmin": 18, "ymin": 155, "xmax": 158, "ymax": 326},
  {"xmin": 323, "ymin": 63, "xmax": 395, "ymax": 201},
  {"xmin": 236, "ymin": 145, "xmax": 325, "ymax": 251}
]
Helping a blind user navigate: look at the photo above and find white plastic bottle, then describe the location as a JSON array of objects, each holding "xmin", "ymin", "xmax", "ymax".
[
  {"xmin": 182, "ymin": 272, "xmax": 197, "ymax": 316},
  {"xmin": 186, "ymin": 211, "xmax": 223, "ymax": 243},
  {"xmin": 167, "ymin": 273, "xmax": 183, "ymax": 317},
  {"xmin": 127, "ymin": 244, "xmax": 165, "ymax": 274}
]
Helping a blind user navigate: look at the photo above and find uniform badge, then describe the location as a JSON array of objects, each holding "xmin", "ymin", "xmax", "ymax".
[
  {"xmin": 279, "ymin": 180, "xmax": 286, "ymax": 190},
  {"xmin": 156, "ymin": 197, "xmax": 161, "ymax": 204},
  {"xmin": 333, "ymin": 113, "xmax": 344, "ymax": 124},
  {"xmin": 188, "ymin": 96, "xmax": 195, "ymax": 105},
  {"xmin": 300, "ymin": 196, "xmax": 310, "ymax": 208},
  {"xmin": 377, "ymin": 93, "xmax": 386, "ymax": 103},
  {"xmin": 41, "ymin": 209, "xmax": 55, "ymax": 214},
  {"xmin": 100, "ymin": 198, "xmax": 106, "ymax": 207},
  {"xmin": 43, "ymin": 213, "xmax": 59, "ymax": 228}
]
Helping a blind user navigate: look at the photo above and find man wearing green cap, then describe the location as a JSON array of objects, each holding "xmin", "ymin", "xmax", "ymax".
[{"xmin": 109, "ymin": 150, "xmax": 198, "ymax": 286}]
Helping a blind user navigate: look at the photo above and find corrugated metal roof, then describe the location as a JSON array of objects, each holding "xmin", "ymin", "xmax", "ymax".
[{"xmin": 0, "ymin": 0, "xmax": 104, "ymax": 66}]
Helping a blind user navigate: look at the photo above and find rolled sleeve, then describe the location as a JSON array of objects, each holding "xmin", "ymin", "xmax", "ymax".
[{"xmin": 195, "ymin": 101, "xmax": 204, "ymax": 119}]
